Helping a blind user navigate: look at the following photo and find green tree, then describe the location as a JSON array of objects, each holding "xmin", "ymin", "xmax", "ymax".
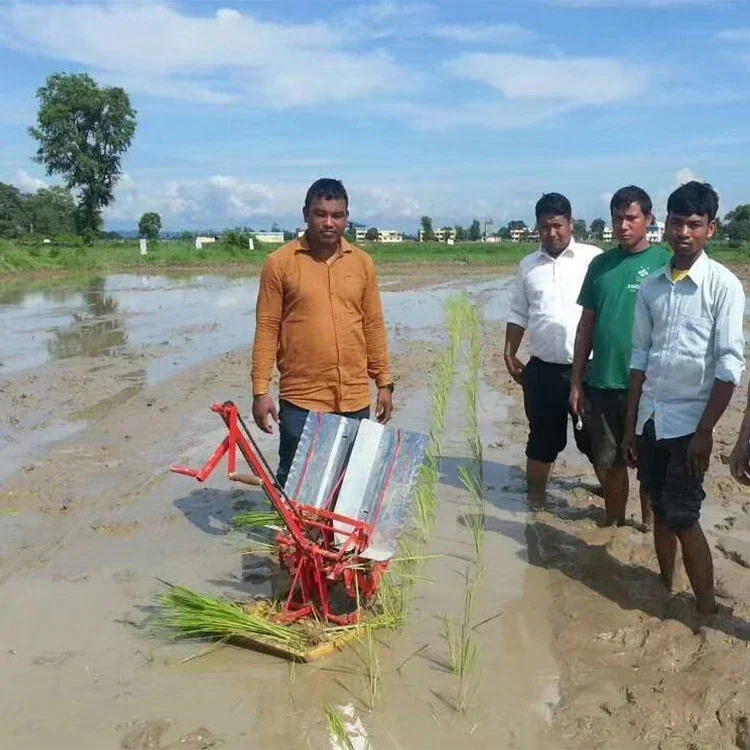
[
  {"xmin": 420, "ymin": 215, "xmax": 434, "ymax": 241},
  {"xmin": 29, "ymin": 73, "xmax": 137, "ymax": 236},
  {"xmin": 138, "ymin": 211, "xmax": 162, "ymax": 239},
  {"xmin": 0, "ymin": 182, "xmax": 26, "ymax": 237},
  {"xmin": 725, "ymin": 205, "xmax": 750, "ymax": 247},
  {"xmin": 27, "ymin": 186, "xmax": 77, "ymax": 235},
  {"xmin": 365, "ymin": 227, "xmax": 379, "ymax": 241},
  {"xmin": 468, "ymin": 218, "xmax": 482, "ymax": 241},
  {"xmin": 590, "ymin": 218, "xmax": 606, "ymax": 239},
  {"xmin": 508, "ymin": 220, "xmax": 527, "ymax": 231},
  {"xmin": 498, "ymin": 225, "xmax": 511, "ymax": 240},
  {"xmin": 574, "ymin": 219, "xmax": 588, "ymax": 240},
  {"xmin": 454, "ymin": 225, "xmax": 467, "ymax": 241}
]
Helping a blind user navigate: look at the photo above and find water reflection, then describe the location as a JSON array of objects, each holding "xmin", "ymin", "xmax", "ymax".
[{"xmin": 46, "ymin": 277, "xmax": 128, "ymax": 359}]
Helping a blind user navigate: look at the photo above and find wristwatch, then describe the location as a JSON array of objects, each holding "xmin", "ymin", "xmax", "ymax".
[{"xmin": 380, "ymin": 383, "xmax": 394, "ymax": 393}]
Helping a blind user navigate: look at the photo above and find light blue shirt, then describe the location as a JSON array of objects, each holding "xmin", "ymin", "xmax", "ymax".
[{"xmin": 630, "ymin": 251, "xmax": 745, "ymax": 439}]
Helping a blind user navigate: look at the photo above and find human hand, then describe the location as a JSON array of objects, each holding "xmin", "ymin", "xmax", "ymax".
[
  {"xmin": 252, "ymin": 394, "xmax": 278, "ymax": 434},
  {"xmin": 376, "ymin": 387, "xmax": 393, "ymax": 424},
  {"xmin": 729, "ymin": 433, "xmax": 750, "ymax": 485},
  {"xmin": 687, "ymin": 429, "xmax": 713, "ymax": 477},
  {"xmin": 505, "ymin": 354, "xmax": 525, "ymax": 385},
  {"xmin": 622, "ymin": 428, "xmax": 638, "ymax": 469},
  {"xmin": 569, "ymin": 382, "xmax": 585, "ymax": 416}
]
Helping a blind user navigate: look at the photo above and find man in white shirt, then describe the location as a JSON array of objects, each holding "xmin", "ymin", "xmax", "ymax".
[
  {"xmin": 624, "ymin": 181, "xmax": 745, "ymax": 615},
  {"xmin": 504, "ymin": 192, "xmax": 602, "ymax": 503}
]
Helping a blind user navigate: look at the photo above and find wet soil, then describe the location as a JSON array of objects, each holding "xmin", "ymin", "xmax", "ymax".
[{"xmin": 2, "ymin": 268, "xmax": 750, "ymax": 749}]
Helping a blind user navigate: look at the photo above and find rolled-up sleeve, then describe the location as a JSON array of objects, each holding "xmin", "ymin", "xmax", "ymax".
[
  {"xmin": 362, "ymin": 259, "xmax": 393, "ymax": 388},
  {"xmin": 507, "ymin": 268, "xmax": 529, "ymax": 328},
  {"xmin": 251, "ymin": 256, "xmax": 283, "ymax": 396},
  {"xmin": 630, "ymin": 285, "xmax": 652, "ymax": 372},
  {"xmin": 714, "ymin": 276, "xmax": 746, "ymax": 384}
]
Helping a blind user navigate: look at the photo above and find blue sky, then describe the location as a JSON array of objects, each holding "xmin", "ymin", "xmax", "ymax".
[{"xmin": 1, "ymin": 0, "xmax": 750, "ymax": 231}]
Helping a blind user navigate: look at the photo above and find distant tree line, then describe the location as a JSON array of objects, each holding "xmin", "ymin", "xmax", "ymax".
[
  {"xmin": 415, "ymin": 211, "xmax": 750, "ymax": 247},
  {"xmin": 0, "ymin": 181, "xmax": 77, "ymax": 237}
]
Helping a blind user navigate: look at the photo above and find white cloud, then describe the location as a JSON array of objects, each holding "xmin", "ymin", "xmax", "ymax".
[
  {"xmin": 381, "ymin": 99, "xmax": 576, "ymax": 132},
  {"xmin": 351, "ymin": 187, "xmax": 422, "ymax": 221},
  {"xmin": 0, "ymin": 2, "xmax": 418, "ymax": 107},
  {"xmin": 430, "ymin": 23, "xmax": 538, "ymax": 44},
  {"xmin": 105, "ymin": 174, "xmax": 284, "ymax": 224},
  {"xmin": 104, "ymin": 174, "xmax": 429, "ymax": 228},
  {"xmin": 444, "ymin": 53, "xmax": 650, "ymax": 105},
  {"xmin": 675, "ymin": 167, "xmax": 702, "ymax": 185},
  {"xmin": 14, "ymin": 169, "xmax": 47, "ymax": 192},
  {"xmin": 344, "ymin": 2, "xmax": 434, "ymax": 40},
  {"xmin": 716, "ymin": 29, "xmax": 750, "ymax": 42}
]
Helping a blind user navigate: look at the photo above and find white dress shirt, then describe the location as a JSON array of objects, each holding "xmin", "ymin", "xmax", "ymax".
[
  {"xmin": 631, "ymin": 252, "xmax": 745, "ymax": 439},
  {"xmin": 508, "ymin": 241, "xmax": 602, "ymax": 364}
]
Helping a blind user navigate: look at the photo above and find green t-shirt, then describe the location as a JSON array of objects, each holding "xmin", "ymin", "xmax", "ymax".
[{"xmin": 578, "ymin": 244, "xmax": 672, "ymax": 389}]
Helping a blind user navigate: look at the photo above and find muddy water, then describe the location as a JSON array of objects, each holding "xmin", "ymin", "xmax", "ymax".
[
  {"xmin": 0, "ymin": 273, "xmax": 514, "ymax": 484},
  {"xmin": 0, "ymin": 269, "xmax": 572, "ymax": 749}
]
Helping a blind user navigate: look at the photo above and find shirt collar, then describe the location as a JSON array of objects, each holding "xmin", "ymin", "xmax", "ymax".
[
  {"xmin": 295, "ymin": 231, "xmax": 353, "ymax": 255},
  {"xmin": 663, "ymin": 250, "xmax": 708, "ymax": 284},
  {"xmin": 539, "ymin": 239, "xmax": 576, "ymax": 261}
]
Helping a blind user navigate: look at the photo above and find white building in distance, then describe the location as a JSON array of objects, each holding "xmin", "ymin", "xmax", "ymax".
[
  {"xmin": 355, "ymin": 228, "xmax": 404, "ymax": 243},
  {"xmin": 647, "ymin": 221, "xmax": 665, "ymax": 244},
  {"xmin": 377, "ymin": 229, "xmax": 403, "ymax": 243},
  {"xmin": 253, "ymin": 231, "xmax": 285, "ymax": 243},
  {"xmin": 602, "ymin": 226, "xmax": 614, "ymax": 242},
  {"xmin": 509, "ymin": 227, "xmax": 540, "ymax": 242},
  {"xmin": 419, "ymin": 227, "xmax": 457, "ymax": 242}
]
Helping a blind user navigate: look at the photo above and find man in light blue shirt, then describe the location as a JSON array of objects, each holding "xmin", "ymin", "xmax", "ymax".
[{"xmin": 623, "ymin": 181, "xmax": 745, "ymax": 615}]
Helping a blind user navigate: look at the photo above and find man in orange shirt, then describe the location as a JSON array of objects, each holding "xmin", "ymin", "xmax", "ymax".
[{"xmin": 251, "ymin": 178, "xmax": 395, "ymax": 487}]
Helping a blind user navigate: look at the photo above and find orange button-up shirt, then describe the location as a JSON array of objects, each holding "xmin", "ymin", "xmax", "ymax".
[{"xmin": 251, "ymin": 234, "xmax": 393, "ymax": 412}]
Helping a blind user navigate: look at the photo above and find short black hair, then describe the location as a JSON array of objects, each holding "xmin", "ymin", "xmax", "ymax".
[
  {"xmin": 610, "ymin": 185, "xmax": 652, "ymax": 218},
  {"xmin": 667, "ymin": 181, "xmax": 719, "ymax": 222},
  {"xmin": 304, "ymin": 178, "xmax": 348, "ymax": 210},
  {"xmin": 535, "ymin": 193, "xmax": 571, "ymax": 221}
]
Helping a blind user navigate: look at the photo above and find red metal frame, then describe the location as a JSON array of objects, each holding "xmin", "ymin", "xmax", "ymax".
[{"xmin": 171, "ymin": 401, "xmax": 389, "ymax": 625}]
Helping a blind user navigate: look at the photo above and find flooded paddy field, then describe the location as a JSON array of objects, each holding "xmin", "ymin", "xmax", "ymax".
[{"xmin": 2, "ymin": 268, "xmax": 750, "ymax": 749}]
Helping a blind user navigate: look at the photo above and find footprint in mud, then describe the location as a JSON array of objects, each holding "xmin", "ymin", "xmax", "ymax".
[
  {"xmin": 120, "ymin": 719, "xmax": 172, "ymax": 749},
  {"xmin": 715, "ymin": 516, "xmax": 738, "ymax": 532},
  {"xmin": 120, "ymin": 720, "xmax": 220, "ymax": 750},
  {"xmin": 716, "ymin": 540, "xmax": 750, "ymax": 570},
  {"xmin": 32, "ymin": 650, "xmax": 76, "ymax": 667}
]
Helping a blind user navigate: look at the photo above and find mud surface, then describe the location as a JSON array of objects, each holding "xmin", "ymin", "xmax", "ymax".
[{"xmin": 1, "ymin": 268, "xmax": 750, "ymax": 749}]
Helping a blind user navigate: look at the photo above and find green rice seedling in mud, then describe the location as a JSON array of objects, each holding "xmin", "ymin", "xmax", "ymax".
[
  {"xmin": 441, "ymin": 569, "xmax": 481, "ymax": 714},
  {"xmin": 414, "ymin": 454, "xmax": 440, "ymax": 540},
  {"xmin": 458, "ymin": 466, "xmax": 486, "ymax": 565},
  {"xmin": 463, "ymin": 300, "xmax": 484, "ymax": 485},
  {"xmin": 233, "ymin": 509, "xmax": 283, "ymax": 529},
  {"xmin": 154, "ymin": 582, "xmax": 312, "ymax": 650},
  {"xmin": 347, "ymin": 629, "xmax": 382, "ymax": 713},
  {"xmin": 325, "ymin": 704, "xmax": 356, "ymax": 750}
]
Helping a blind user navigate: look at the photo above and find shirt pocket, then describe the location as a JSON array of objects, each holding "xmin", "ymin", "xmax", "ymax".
[{"xmin": 676, "ymin": 313, "xmax": 713, "ymax": 357}]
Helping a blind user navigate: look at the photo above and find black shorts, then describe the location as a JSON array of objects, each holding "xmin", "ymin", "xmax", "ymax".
[
  {"xmin": 584, "ymin": 387, "xmax": 628, "ymax": 469},
  {"xmin": 522, "ymin": 357, "xmax": 593, "ymax": 464},
  {"xmin": 637, "ymin": 419, "xmax": 705, "ymax": 533}
]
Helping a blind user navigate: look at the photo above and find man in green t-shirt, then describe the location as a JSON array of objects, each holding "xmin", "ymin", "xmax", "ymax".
[{"xmin": 570, "ymin": 186, "xmax": 671, "ymax": 528}]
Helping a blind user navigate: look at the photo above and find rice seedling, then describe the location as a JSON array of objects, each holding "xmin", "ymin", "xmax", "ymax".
[
  {"xmin": 459, "ymin": 467, "xmax": 486, "ymax": 564},
  {"xmin": 325, "ymin": 704, "xmax": 356, "ymax": 750},
  {"xmin": 232, "ymin": 509, "xmax": 282, "ymax": 529},
  {"xmin": 154, "ymin": 581, "xmax": 312, "ymax": 650},
  {"xmin": 441, "ymin": 569, "xmax": 481, "ymax": 714}
]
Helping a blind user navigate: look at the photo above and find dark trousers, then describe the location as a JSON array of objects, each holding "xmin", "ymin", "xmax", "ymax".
[
  {"xmin": 277, "ymin": 399, "xmax": 370, "ymax": 488},
  {"xmin": 522, "ymin": 357, "xmax": 593, "ymax": 464}
]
